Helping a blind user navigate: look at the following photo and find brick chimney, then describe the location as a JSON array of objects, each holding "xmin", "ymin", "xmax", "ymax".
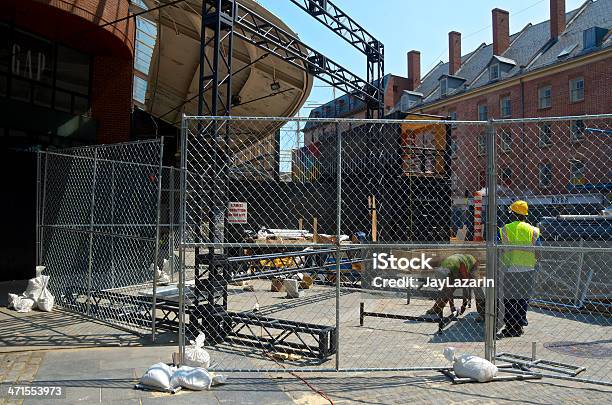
[
  {"xmin": 550, "ymin": 0, "xmax": 566, "ymax": 39},
  {"xmin": 492, "ymin": 8, "xmax": 509, "ymax": 55},
  {"xmin": 448, "ymin": 31, "xmax": 461, "ymax": 75},
  {"xmin": 407, "ymin": 50, "xmax": 421, "ymax": 90}
]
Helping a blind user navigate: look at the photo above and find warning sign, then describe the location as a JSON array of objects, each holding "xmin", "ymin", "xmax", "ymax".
[{"xmin": 227, "ymin": 202, "xmax": 248, "ymax": 224}]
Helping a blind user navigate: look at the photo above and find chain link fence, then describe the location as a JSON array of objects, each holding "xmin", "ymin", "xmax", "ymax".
[
  {"xmin": 177, "ymin": 114, "xmax": 611, "ymax": 381},
  {"xmin": 38, "ymin": 139, "xmax": 166, "ymax": 335},
  {"xmin": 33, "ymin": 115, "xmax": 611, "ymax": 386}
]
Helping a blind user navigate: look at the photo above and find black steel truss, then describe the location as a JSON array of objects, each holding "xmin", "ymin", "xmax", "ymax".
[
  {"xmin": 233, "ymin": 3, "xmax": 379, "ymax": 108},
  {"xmin": 193, "ymin": 0, "xmax": 384, "ymax": 116},
  {"xmin": 287, "ymin": 0, "xmax": 384, "ymax": 117}
]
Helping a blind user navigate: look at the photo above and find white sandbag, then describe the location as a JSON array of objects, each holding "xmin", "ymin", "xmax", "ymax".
[
  {"xmin": 443, "ymin": 347, "xmax": 498, "ymax": 382},
  {"xmin": 170, "ymin": 366, "xmax": 212, "ymax": 391},
  {"xmin": 283, "ymin": 279, "xmax": 303, "ymax": 298},
  {"xmin": 139, "ymin": 362, "xmax": 178, "ymax": 390},
  {"xmin": 183, "ymin": 333, "xmax": 211, "ymax": 368},
  {"xmin": 211, "ymin": 374, "xmax": 227, "ymax": 386},
  {"xmin": 37, "ymin": 289, "xmax": 55, "ymax": 312},
  {"xmin": 13, "ymin": 297, "xmax": 35, "ymax": 313},
  {"xmin": 151, "ymin": 261, "xmax": 171, "ymax": 285},
  {"xmin": 24, "ymin": 276, "xmax": 46, "ymax": 300},
  {"xmin": 7, "ymin": 293, "xmax": 19, "ymax": 309},
  {"xmin": 35, "ymin": 266, "xmax": 46, "ymax": 277}
]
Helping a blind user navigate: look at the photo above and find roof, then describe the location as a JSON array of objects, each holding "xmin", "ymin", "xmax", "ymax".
[
  {"xmin": 409, "ymin": 0, "xmax": 611, "ymax": 109},
  {"xmin": 303, "ymin": 75, "xmax": 390, "ymax": 130}
]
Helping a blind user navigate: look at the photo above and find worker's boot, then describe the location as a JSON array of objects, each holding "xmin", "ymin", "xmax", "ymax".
[
  {"xmin": 425, "ymin": 298, "xmax": 446, "ymax": 317},
  {"xmin": 496, "ymin": 325, "xmax": 523, "ymax": 339}
]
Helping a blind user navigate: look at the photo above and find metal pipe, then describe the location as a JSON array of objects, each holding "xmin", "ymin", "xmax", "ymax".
[
  {"xmin": 178, "ymin": 115, "xmax": 189, "ymax": 365},
  {"xmin": 335, "ymin": 120, "xmax": 342, "ymax": 371},
  {"xmin": 86, "ymin": 148, "xmax": 99, "ymax": 317},
  {"xmin": 35, "ymin": 151, "xmax": 41, "ymax": 265},
  {"xmin": 151, "ymin": 137, "xmax": 165, "ymax": 342},
  {"xmin": 484, "ymin": 119, "xmax": 498, "ymax": 362}
]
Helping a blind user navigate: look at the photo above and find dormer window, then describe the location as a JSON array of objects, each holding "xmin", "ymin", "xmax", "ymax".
[
  {"xmin": 489, "ymin": 64, "xmax": 500, "ymax": 81},
  {"xmin": 440, "ymin": 78, "xmax": 448, "ymax": 96}
]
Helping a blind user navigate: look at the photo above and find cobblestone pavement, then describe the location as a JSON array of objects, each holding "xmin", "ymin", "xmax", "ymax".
[{"xmin": 0, "ymin": 351, "xmax": 45, "ymax": 405}]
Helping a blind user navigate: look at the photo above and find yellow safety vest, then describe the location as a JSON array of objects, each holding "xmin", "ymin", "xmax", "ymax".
[{"xmin": 499, "ymin": 221, "xmax": 540, "ymax": 268}]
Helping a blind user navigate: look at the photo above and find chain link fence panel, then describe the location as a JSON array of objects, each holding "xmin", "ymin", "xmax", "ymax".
[
  {"xmin": 39, "ymin": 140, "xmax": 165, "ymax": 336},
  {"xmin": 491, "ymin": 116, "xmax": 612, "ymax": 385}
]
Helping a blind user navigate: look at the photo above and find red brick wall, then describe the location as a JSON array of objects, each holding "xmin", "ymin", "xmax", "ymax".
[
  {"xmin": 418, "ymin": 55, "xmax": 612, "ymax": 197},
  {"xmin": 91, "ymin": 56, "xmax": 134, "ymax": 144}
]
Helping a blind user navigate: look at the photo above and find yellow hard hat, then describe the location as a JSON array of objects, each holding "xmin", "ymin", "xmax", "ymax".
[{"xmin": 509, "ymin": 200, "xmax": 529, "ymax": 216}]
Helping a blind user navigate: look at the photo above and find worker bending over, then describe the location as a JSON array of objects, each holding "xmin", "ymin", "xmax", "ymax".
[{"xmin": 426, "ymin": 253, "xmax": 485, "ymax": 321}]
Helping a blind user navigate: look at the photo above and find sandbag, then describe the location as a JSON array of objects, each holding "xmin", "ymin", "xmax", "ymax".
[
  {"xmin": 37, "ymin": 289, "xmax": 55, "ymax": 312},
  {"xmin": 211, "ymin": 374, "xmax": 227, "ymax": 386},
  {"xmin": 24, "ymin": 276, "xmax": 46, "ymax": 300},
  {"xmin": 183, "ymin": 333, "xmax": 211, "ymax": 368},
  {"xmin": 7, "ymin": 293, "xmax": 19, "ymax": 309},
  {"xmin": 13, "ymin": 297, "xmax": 35, "ymax": 313},
  {"xmin": 444, "ymin": 347, "xmax": 498, "ymax": 382},
  {"xmin": 170, "ymin": 366, "xmax": 212, "ymax": 391},
  {"xmin": 139, "ymin": 362, "xmax": 177, "ymax": 390},
  {"xmin": 283, "ymin": 279, "xmax": 303, "ymax": 298}
]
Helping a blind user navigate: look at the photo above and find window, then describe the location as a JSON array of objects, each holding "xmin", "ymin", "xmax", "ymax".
[
  {"xmin": 570, "ymin": 119, "xmax": 585, "ymax": 142},
  {"xmin": 538, "ymin": 85, "xmax": 552, "ymax": 109},
  {"xmin": 570, "ymin": 159, "xmax": 585, "ymax": 183},
  {"xmin": 477, "ymin": 134, "xmax": 486, "ymax": 156},
  {"xmin": 501, "ymin": 167, "xmax": 512, "ymax": 182},
  {"xmin": 489, "ymin": 64, "xmax": 500, "ymax": 81},
  {"xmin": 500, "ymin": 96, "xmax": 512, "ymax": 117},
  {"xmin": 539, "ymin": 163, "xmax": 553, "ymax": 188},
  {"xmin": 570, "ymin": 77, "xmax": 584, "ymax": 102},
  {"xmin": 440, "ymin": 78, "xmax": 448, "ymax": 96},
  {"xmin": 539, "ymin": 123, "xmax": 552, "ymax": 147},
  {"xmin": 500, "ymin": 129, "xmax": 512, "ymax": 152},
  {"xmin": 478, "ymin": 104, "xmax": 488, "ymax": 121}
]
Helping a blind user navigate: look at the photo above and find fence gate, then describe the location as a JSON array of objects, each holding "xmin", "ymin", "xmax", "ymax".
[{"xmin": 38, "ymin": 140, "xmax": 165, "ymax": 336}]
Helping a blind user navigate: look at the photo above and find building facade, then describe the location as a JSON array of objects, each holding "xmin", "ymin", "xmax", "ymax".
[
  {"xmin": 402, "ymin": 0, "xmax": 612, "ymax": 198},
  {"xmin": 0, "ymin": 0, "xmax": 135, "ymax": 280}
]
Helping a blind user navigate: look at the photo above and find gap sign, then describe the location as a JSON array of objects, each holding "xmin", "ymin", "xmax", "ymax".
[{"xmin": 227, "ymin": 202, "xmax": 248, "ymax": 224}]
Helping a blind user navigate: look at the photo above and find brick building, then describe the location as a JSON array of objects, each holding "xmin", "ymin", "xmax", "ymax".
[
  {"xmin": 303, "ymin": 74, "xmax": 412, "ymax": 144},
  {"xmin": 0, "ymin": 0, "xmax": 135, "ymax": 280},
  {"xmin": 402, "ymin": 0, "xmax": 612, "ymax": 198}
]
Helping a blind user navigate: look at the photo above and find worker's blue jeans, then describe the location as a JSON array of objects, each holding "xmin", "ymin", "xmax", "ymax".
[{"xmin": 503, "ymin": 299, "xmax": 528, "ymax": 329}]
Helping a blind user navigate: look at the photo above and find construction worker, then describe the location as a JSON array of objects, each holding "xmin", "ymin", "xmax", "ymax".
[
  {"xmin": 425, "ymin": 253, "xmax": 485, "ymax": 321},
  {"xmin": 497, "ymin": 200, "xmax": 541, "ymax": 338}
]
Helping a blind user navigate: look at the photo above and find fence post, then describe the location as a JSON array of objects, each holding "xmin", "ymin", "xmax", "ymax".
[
  {"xmin": 484, "ymin": 119, "xmax": 498, "ymax": 362},
  {"xmin": 35, "ymin": 151, "xmax": 41, "ymax": 266},
  {"xmin": 169, "ymin": 167, "xmax": 175, "ymax": 283},
  {"xmin": 86, "ymin": 148, "xmax": 99, "ymax": 317},
  {"xmin": 335, "ymin": 120, "xmax": 342, "ymax": 371},
  {"xmin": 152, "ymin": 137, "xmax": 165, "ymax": 342},
  {"xmin": 178, "ymin": 115, "xmax": 188, "ymax": 364}
]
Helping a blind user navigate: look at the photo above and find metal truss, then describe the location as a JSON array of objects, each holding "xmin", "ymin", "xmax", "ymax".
[
  {"xmin": 234, "ymin": 3, "xmax": 380, "ymax": 108},
  {"xmin": 192, "ymin": 0, "xmax": 383, "ymax": 116},
  {"xmin": 287, "ymin": 0, "xmax": 384, "ymax": 117}
]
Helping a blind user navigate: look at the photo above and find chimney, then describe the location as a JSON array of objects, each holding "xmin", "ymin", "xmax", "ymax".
[
  {"xmin": 492, "ymin": 8, "xmax": 509, "ymax": 55},
  {"xmin": 550, "ymin": 0, "xmax": 566, "ymax": 39},
  {"xmin": 407, "ymin": 50, "xmax": 421, "ymax": 90},
  {"xmin": 448, "ymin": 31, "xmax": 461, "ymax": 75}
]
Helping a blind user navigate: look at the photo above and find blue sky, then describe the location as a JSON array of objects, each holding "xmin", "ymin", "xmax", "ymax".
[{"xmin": 257, "ymin": 0, "xmax": 585, "ymax": 116}]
